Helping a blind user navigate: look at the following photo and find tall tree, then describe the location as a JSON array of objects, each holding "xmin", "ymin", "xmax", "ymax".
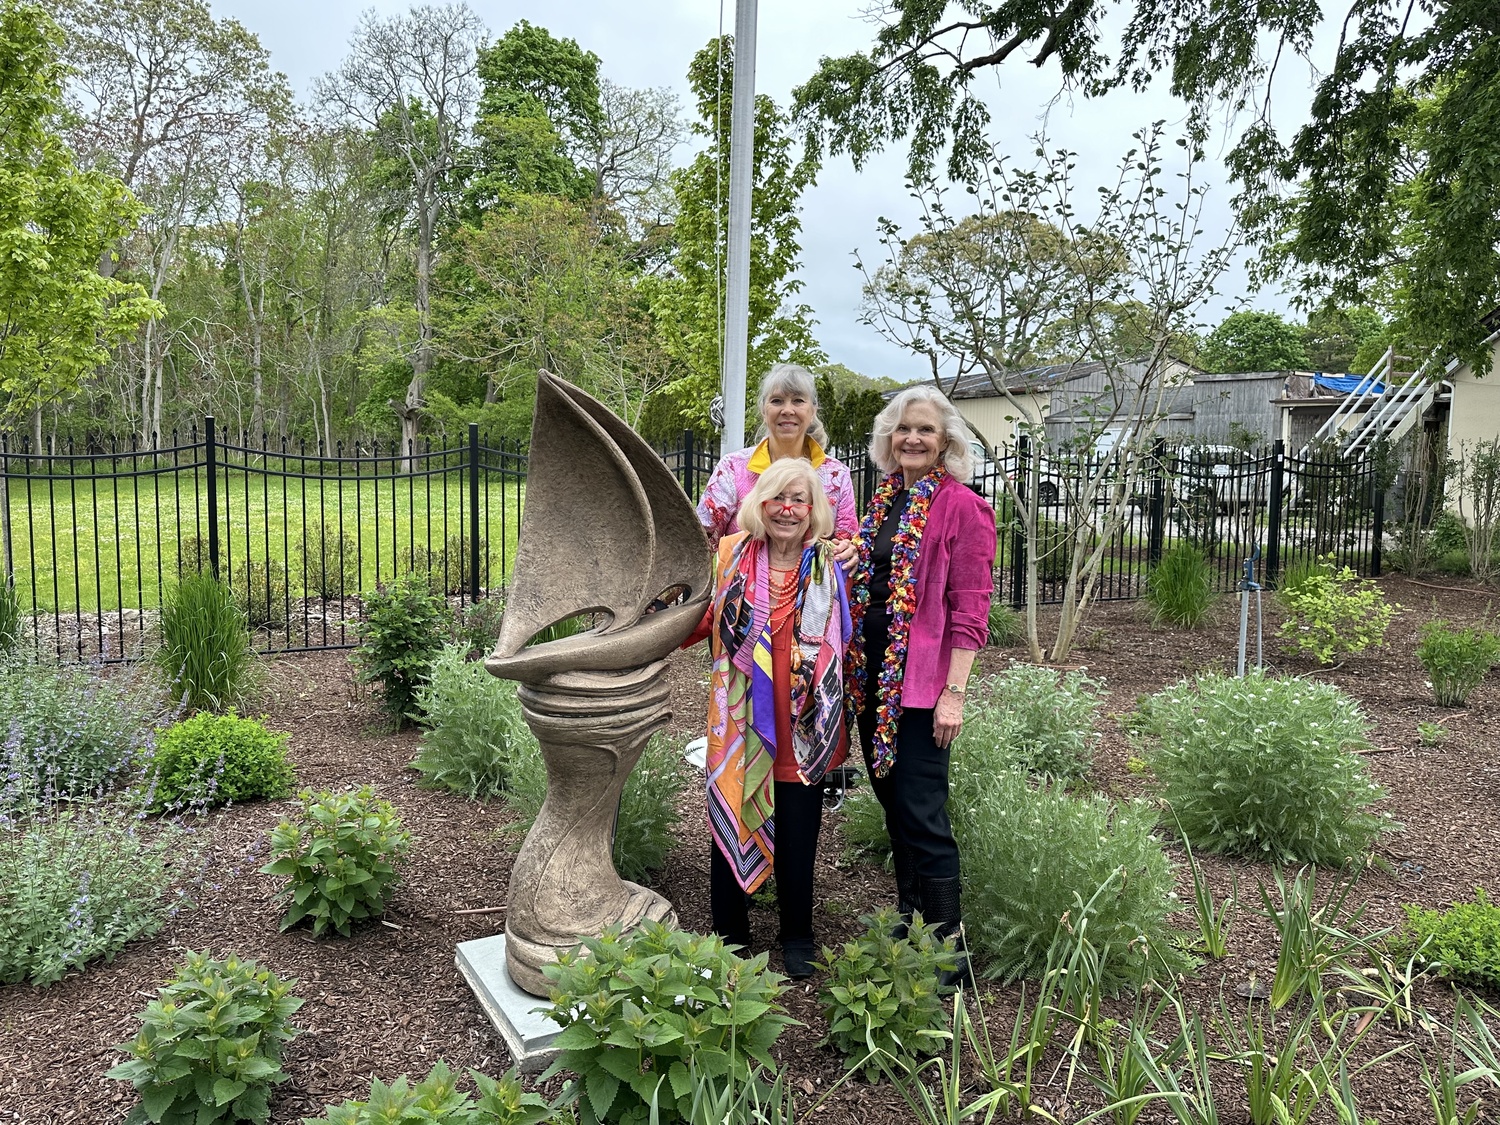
[
  {"xmin": 648, "ymin": 36, "xmax": 823, "ymax": 437},
  {"xmin": 1301, "ymin": 306, "xmax": 1386, "ymax": 374},
  {"xmin": 319, "ymin": 3, "xmax": 485, "ymax": 468},
  {"xmin": 1201, "ymin": 311, "xmax": 1309, "ymax": 374},
  {"xmin": 793, "ymin": 0, "xmax": 1500, "ymax": 372},
  {"xmin": 0, "ymin": 1, "xmax": 158, "ymax": 431},
  {"xmin": 55, "ymin": 0, "xmax": 289, "ymax": 443}
]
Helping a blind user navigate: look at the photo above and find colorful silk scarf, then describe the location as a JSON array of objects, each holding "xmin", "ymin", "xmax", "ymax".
[
  {"xmin": 845, "ymin": 465, "xmax": 948, "ymax": 777},
  {"xmin": 706, "ymin": 534, "xmax": 851, "ymax": 894}
]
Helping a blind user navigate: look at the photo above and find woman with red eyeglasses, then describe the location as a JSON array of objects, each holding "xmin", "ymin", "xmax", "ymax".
[{"xmin": 685, "ymin": 456, "xmax": 851, "ymax": 979}]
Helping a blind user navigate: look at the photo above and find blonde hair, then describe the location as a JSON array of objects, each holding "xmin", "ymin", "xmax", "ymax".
[
  {"xmin": 869, "ymin": 385, "xmax": 976, "ymax": 478},
  {"xmin": 737, "ymin": 457, "xmax": 834, "ymax": 540},
  {"xmin": 753, "ymin": 363, "xmax": 830, "ymax": 447}
]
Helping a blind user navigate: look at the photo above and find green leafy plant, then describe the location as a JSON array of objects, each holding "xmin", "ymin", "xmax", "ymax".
[
  {"xmin": 0, "ymin": 576, "xmax": 20, "ymax": 653},
  {"xmin": 1144, "ymin": 544, "xmax": 1216, "ymax": 629},
  {"xmin": 413, "ymin": 643, "xmax": 532, "ymax": 800},
  {"xmin": 539, "ymin": 922, "xmax": 794, "ymax": 1124},
  {"xmin": 106, "ymin": 950, "xmax": 303, "ymax": 1125},
  {"xmin": 1276, "ymin": 554, "xmax": 1395, "ymax": 665},
  {"xmin": 1178, "ymin": 829, "xmax": 1235, "ymax": 960},
  {"xmin": 156, "ymin": 572, "xmax": 257, "ymax": 712},
  {"xmin": 454, "ymin": 597, "xmax": 506, "ymax": 656},
  {"xmin": 261, "ymin": 786, "xmax": 412, "ymax": 938},
  {"xmin": 957, "ymin": 661, "xmax": 1104, "ymax": 780},
  {"xmin": 233, "ymin": 559, "xmax": 290, "ymax": 629},
  {"xmin": 297, "ymin": 519, "xmax": 359, "ymax": 600},
  {"xmin": 1137, "ymin": 671, "xmax": 1390, "ymax": 866},
  {"xmin": 1397, "ymin": 889, "xmax": 1500, "ymax": 990},
  {"xmin": 817, "ymin": 909, "xmax": 960, "ymax": 1081},
  {"xmin": 353, "ymin": 572, "xmax": 451, "ymax": 729},
  {"xmin": 1418, "ymin": 721, "xmax": 1451, "ymax": 747},
  {"xmin": 404, "ymin": 535, "xmax": 493, "ymax": 596},
  {"xmin": 0, "ymin": 781, "xmax": 204, "ymax": 985},
  {"xmin": 150, "ymin": 711, "xmax": 294, "ymax": 811},
  {"xmin": 303, "ymin": 1060, "xmax": 553, "ymax": 1125},
  {"xmin": 987, "ymin": 601, "xmax": 1024, "ymax": 646},
  {"xmin": 1417, "ymin": 619, "xmax": 1500, "ymax": 707},
  {"xmin": 954, "ymin": 770, "xmax": 1187, "ymax": 990},
  {"xmin": 0, "ymin": 657, "xmax": 163, "ymax": 803},
  {"xmin": 1259, "ymin": 867, "xmax": 1370, "ymax": 1015},
  {"xmin": 1216, "ymin": 1005, "xmax": 1326, "ymax": 1125}
]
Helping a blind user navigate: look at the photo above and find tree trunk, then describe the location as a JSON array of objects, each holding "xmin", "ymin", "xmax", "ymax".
[{"xmin": 399, "ymin": 190, "xmax": 437, "ymax": 474}]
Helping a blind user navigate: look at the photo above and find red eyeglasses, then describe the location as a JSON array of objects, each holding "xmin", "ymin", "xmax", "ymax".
[{"xmin": 762, "ymin": 499, "xmax": 813, "ymax": 515}]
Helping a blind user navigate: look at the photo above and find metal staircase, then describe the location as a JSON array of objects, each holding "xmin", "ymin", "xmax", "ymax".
[{"xmin": 1304, "ymin": 346, "xmax": 1450, "ymax": 457}]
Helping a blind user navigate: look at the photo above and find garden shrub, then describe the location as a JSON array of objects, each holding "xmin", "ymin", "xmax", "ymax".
[
  {"xmin": 1276, "ymin": 554, "xmax": 1395, "ymax": 665},
  {"xmin": 0, "ymin": 576, "xmax": 20, "ymax": 653},
  {"xmin": 150, "ymin": 710, "xmax": 295, "ymax": 811},
  {"xmin": 539, "ymin": 922, "xmax": 793, "ymax": 1124},
  {"xmin": 955, "ymin": 771, "xmax": 1186, "ymax": 989},
  {"xmin": 817, "ymin": 910, "xmax": 959, "ymax": 1081},
  {"xmin": 107, "ymin": 950, "xmax": 303, "ymax": 1125},
  {"xmin": 1397, "ymin": 889, "xmax": 1500, "ymax": 990},
  {"xmin": 500, "ymin": 730, "xmax": 682, "ymax": 884},
  {"xmin": 353, "ymin": 572, "xmax": 451, "ymax": 729},
  {"xmin": 412, "ymin": 643, "xmax": 531, "ymax": 800},
  {"xmin": 1137, "ymin": 670, "xmax": 1390, "ymax": 865},
  {"xmin": 175, "ymin": 534, "xmax": 211, "ymax": 577},
  {"xmin": 234, "ymin": 558, "xmax": 291, "ymax": 629},
  {"xmin": 297, "ymin": 519, "xmax": 359, "ymax": 600},
  {"xmin": 987, "ymin": 600, "xmax": 1024, "ymax": 646},
  {"xmin": 1144, "ymin": 543, "xmax": 1216, "ymax": 629},
  {"xmin": 1428, "ymin": 511, "xmax": 1469, "ymax": 557},
  {"xmin": 0, "ymin": 657, "xmax": 163, "ymax": 804},
  {"xmin": 304, "ymin": 1060, "xmax": 552, "ymax": 1125},
  {"xmin": 0, "ymin": 783, "xmax": 204, "ymax": 985},
  {"xmin": 1416, "ymin": 619, "xmax": 1500, "ymax": 707},
  {"xmin": 156, "ymin": 572, "xmax": 256, "ymax": 712},
  {"xmin": 404, "ymin": 535, "xmax": 493, "ymax": 597},
  {"xmin": 956, "ymin": 662, "xmax": 1104, "ymax": 780},
  {"xmin": 454, "ymin": 597, "xmax": 506, "ymax": 657},
  {"xmin": 262, "ymin": 785, "xmax": 412, "ymax": 938}
]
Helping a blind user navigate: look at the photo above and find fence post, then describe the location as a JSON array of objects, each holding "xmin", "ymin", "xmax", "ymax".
[
  {"xmin": 683, "ymin": 429, "xmax": 696, "ymax": 496},
  {"xmin": 469, "ymin": 423, "xmax": 482, "ymax": 603},
  {"xmin": 205, "ymin": 415, "xmax": 221, "ymax": 580},
  {"xmin": 1010, "ymin": 435, "xmax": 1027, "ymax": 611},
  {"xmin": 1370, "ymin": 475, "xmax": 1384, "ymax": 577},
  {"xmin": 1266, "ymin": 439, "xmax": 1285, "ymax": 586},
  {"xmin": 1147, "ymin": 437, "xmax": 1166, "ymax": 569}
]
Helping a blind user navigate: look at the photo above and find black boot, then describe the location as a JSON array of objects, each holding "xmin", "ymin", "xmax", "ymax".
[
  {"xmin": 891, "ymin": 845, "xmax": 922, "ymax": 940},
  {"xmin": 921, "ymin": 875, "xmax": 975, "ymax": 989},
  {"xmin": 782, "ymin": 939, "xmax": 817, "ymax": 981}
]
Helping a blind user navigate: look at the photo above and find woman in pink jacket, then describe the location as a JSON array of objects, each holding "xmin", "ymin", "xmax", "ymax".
[
  {"xmin": 844, "ymin": 384, "xmax": 995, "ymax": 986},
  {"xmin": 696, "ymin": 363, "xmax": 860, "ymax": 550}
]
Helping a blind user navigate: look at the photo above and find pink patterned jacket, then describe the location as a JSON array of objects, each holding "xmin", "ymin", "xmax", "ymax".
[{"xmin": 696, "ymin": 439, "xmax": 860, "ymax": 550}]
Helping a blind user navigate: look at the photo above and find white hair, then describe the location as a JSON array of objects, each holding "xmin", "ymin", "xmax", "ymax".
[
  {"xmin": 753, "ymin": 363, "xmax": 829, "ymax": 447},
  {"xmin": 869, "ymin": 385, "xmax": 976, "ymax": 479}
]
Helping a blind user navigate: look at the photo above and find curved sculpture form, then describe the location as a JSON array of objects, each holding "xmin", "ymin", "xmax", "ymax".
[{"xmin": 486, "ymin": 372, "xmax": 709, "ymax": 996}]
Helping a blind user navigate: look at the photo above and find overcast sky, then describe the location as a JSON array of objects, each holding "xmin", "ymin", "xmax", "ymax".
[{"xmin": 213, "ymin": 0, "xmax": 1315, "ymax": 382}]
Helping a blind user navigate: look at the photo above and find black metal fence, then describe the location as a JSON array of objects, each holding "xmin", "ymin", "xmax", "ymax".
[{"xmin": 1, "ymin": 422, "xmax": 1387, "ymax": 661}]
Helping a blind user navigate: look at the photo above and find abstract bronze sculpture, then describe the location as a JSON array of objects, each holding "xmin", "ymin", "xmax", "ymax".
[{"xmin": 485, "ymin": 372, "xmax": 709, "ymax": 997}]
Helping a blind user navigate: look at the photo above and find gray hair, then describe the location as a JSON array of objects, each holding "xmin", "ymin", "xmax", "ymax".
[
  {"xmin": 869, "ymin": 385, "xmax": 976, "ymax": 479},
  {"xmin": 753, "ymin": 363, "xmax": 829, "ymax": 447}
]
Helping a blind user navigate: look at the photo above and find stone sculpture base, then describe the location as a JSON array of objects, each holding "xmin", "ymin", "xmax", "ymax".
[
  {"xmin": 504, "ymin": 660, "xmax": 677, "ymax": 997},
  {"xmin": 455, "ymin": 933, "xmax": 561, "ymax": 1074}
]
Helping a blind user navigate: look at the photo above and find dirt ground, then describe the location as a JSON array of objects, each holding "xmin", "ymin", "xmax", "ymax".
[{"xmin": 3, "ymin": 573, "xmax": 1498, "ymax": 1124}]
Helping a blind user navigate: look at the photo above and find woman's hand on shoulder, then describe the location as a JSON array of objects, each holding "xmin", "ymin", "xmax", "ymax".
[{"xmin": 825, "ymin": 534, "xmax": 858, "ymax": 574}]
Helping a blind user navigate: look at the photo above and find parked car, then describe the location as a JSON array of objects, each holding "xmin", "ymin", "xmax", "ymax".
[{"xmin": 1170, "ymin": 445, "xmax": 1264, "ymax": 512}]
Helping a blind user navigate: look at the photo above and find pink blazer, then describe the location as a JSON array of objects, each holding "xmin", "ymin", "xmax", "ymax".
[{"xmin": 876, "ymin": 477, "xmax": 996, "ymax": 710}]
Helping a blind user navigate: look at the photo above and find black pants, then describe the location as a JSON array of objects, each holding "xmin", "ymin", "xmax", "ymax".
[
  {"xmin": 857, "ymin": 611, "xmax": 961, "ymax": 881},
  {"xmin": 710, "ymin": 778, "xmax": 825, "ymax": 946}
]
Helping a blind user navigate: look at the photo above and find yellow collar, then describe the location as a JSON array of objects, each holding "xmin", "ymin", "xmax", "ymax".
[{"xmin": 748, "ymin": 437, "xmax": 826, "ymax": 473}]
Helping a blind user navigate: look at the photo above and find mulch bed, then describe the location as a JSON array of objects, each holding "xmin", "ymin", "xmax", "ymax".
[{"xmin": 4, "ymin": 573, "xmax": 1499, "ymax": 1124}]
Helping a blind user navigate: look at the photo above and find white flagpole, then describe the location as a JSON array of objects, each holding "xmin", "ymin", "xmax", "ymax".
[{"xmin": 721, "ymin": 0, "xmax": 757, "ymax": 453}]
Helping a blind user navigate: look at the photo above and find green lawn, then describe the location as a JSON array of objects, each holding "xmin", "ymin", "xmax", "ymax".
[{"xmin": 5, "ymin": 468, "xmax": 523, "ymax": 614}]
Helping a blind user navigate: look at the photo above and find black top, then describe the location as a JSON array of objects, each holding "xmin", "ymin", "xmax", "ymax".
[{"xmin": 867, "ymin": 489, "xmax": 910, "ymax": 614}]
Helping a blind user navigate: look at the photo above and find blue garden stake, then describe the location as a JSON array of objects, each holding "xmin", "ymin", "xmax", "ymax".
[{"xmin": 1237, "ymin": 546, "xmax": 1263, "ymax": 677}]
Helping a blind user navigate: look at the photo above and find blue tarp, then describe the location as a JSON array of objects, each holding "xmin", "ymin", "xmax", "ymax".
[{"xmin": 1313, "ymin": 372, "xmax": 1387, "ymax": 395}]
